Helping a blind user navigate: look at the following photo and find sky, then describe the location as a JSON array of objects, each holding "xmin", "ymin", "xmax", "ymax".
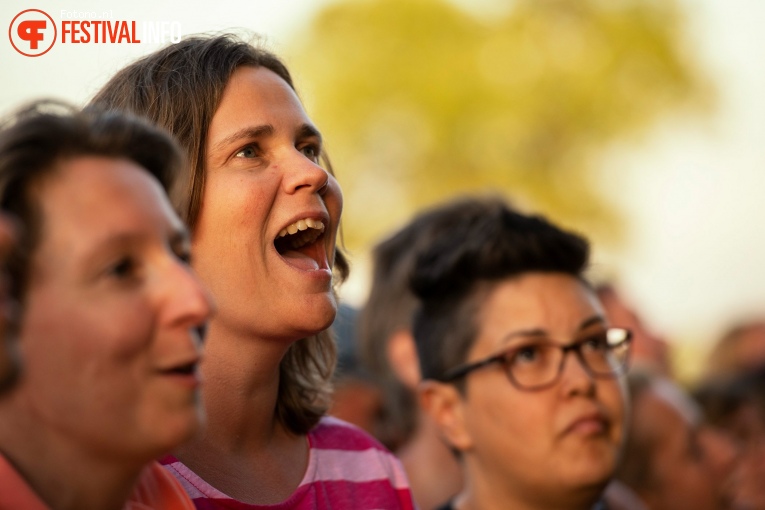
[{"xmin": 2, "ymin": 0, "xmax": 765, "ymax": 373}]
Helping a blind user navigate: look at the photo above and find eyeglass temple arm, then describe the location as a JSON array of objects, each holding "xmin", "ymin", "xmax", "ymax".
[{"xmin": 438, "ymin": 354, "xmax": 505, "ymax": 382}]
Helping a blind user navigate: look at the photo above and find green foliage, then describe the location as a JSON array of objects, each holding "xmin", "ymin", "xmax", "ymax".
[{"xmin": 288, "ymin": 0, "xmax": 710, "ymax": 250}]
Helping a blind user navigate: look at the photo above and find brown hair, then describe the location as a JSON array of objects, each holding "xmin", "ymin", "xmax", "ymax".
[
  {"xmin": 0, "ymin": 100, "xmax": 183, "ymax": 302},
  {"xmin": 705, "ymin": 320, "xmax": 765, "ymax": 378},
  {"xmin": 89, "ymin": 34, "xmax": 349, "ymax": 434}
]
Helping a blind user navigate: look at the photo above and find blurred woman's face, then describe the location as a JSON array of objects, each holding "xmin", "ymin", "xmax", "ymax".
[
  {"xmin": 19, "ymin": 156, "xmax": 213, "ymax": 461},
  {"xmin": 0, "ymin": 215, "xmax": 18, "ymax": 394},
  {"xmin": 453, "ymin": 273, "xmax": 626, "ymax": 504},
  {"xmin": 195, "ymin": 66, "xmax": 342, "ymax": 341}
]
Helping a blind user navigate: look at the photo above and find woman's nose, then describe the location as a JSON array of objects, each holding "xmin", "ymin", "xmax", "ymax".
[
  {"xmin": 282, "ymin": 150, "xmax": 330, "ymax": 195},
  {"xmin": 162, "ymin": 260, "xmax": 215, "ymax": 331}
]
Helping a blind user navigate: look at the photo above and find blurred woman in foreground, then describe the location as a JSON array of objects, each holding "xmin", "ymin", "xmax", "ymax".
[{"xmin": 0, "ymin": 102, "xmax": 212, "ymax": 509}]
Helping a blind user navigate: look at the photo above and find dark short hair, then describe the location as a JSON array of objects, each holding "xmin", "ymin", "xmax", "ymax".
[
  {"xmin": 410, "ymin": 196, "xmax": 590, "ymax": 382},
  {"xmin": 90, "ymin": 34, "xmax": 348, "ymax": 435},
  {"xmin": 0, "ymin": 100, "xmax": 183, "ymax": 302}
]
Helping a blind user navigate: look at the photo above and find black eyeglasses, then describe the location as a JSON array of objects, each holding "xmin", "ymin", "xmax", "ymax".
[{"xmin": 438, "ymin": 327, "xmax": 632, "ymax": 391}]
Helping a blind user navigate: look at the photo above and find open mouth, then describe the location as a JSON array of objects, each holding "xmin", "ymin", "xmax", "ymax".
[{"xmin": 274, "ymin": 217, "xmax": 328, "ymax": 271}]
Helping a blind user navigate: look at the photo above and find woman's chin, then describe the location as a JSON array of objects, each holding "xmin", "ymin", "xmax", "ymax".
[
  {"xmin": 289, "ymin": 296, "xmax": 338, "ymax": 338},
  {"xmin": 560, "ymin": 458, "xmax": 616, "ymax": 495},
  {"xmin": 297, "ymin": 309, "xmax": 338, "ymax": 338},
  {"xmin": 148, "ymin": 410, "xmax": 203, "ymax": 458}
]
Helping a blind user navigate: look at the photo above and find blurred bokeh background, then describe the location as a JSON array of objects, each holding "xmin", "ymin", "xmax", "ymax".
[{"xmin": 3, "ymin": 0, "xmax": 765, "ymax": 382}]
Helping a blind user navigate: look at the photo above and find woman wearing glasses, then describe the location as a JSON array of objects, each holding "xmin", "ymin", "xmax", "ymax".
[{"xmin": 412, "ymin": 197, "xmax": 631, "ymax": 510}]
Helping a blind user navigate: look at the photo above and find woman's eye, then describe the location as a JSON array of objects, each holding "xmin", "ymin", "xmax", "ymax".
[
  {"xmin": 513, "ymin": 345, "xmax": 541, "ymax": 364},
  {"xmin": 301, "ymin": 144, "xmax": 320, "ymax": 162},
  {"xmin": 175, "ymin": 250, "xmax": 192, "ymax": 265},
  {"xmin": 235, "ymin": 145, "xmax": 259, "ymax": 159},
  {"xmin": 108, "ymin": 257, "xmax": 137, "ymax": 279},
  {"xmin": 582, "ymin": 334, "xmax": 608, "ymax": 352}
]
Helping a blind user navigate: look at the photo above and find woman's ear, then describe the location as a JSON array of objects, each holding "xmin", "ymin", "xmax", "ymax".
[
  {"xmin": 386, "ymin": 329, "xmax": 422, "ymax": 390},
  {"xmin": 418, "ymin": 379, "xmax": 473, "ymax": 452}
]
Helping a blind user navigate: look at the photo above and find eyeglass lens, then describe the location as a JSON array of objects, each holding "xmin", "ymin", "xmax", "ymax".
[{"xmin": 506, "ymin": 329, "xmax": 630, "ymax": 389}]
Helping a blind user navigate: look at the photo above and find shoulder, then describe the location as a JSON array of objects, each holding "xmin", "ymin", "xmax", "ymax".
[
  {"xmin": 309, "ymin": 415, "xmax": 391, "ymax": 452},
  {"xmin": 305, "ymin": 417, "xmax": 416, "ymax": 509},
  {"xmin": 0, "ymin": 453, "xmax": 49, "ymax": 510},
  {"xmin": 125, "ymin": 461, "xmax": 195, "ymax": 510}
]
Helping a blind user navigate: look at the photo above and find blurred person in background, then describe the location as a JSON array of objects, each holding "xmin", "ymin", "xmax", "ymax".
[
  {"xmin": 617, "ymin": 371, "xmax": 737, "ymax": 510},
  {"xmin": 695, "ymin": 365, "xmax": 765, "ymax": 509},
  {"xmin": 704, "ymin": 320, "xmax": 765, "ymax": 379},
  {"xmin": 696, "ymin": 319, "xmax": 765, "ymax": 508},
  {"xmin": 0, "ymin": 102, "xmax": 213, "ymax": 509},
  {"xmin": 328, "ymin": 303, "xmax": 385, "ymax": 435},
  {"xmin": 413, "ymin": 197, "xmax": 630, "ymax": 510},
  {"xmin": 358, "ymin": 200, "xmax": 497, "ymax": 509},
  {"xmin": 596, "ymin": 285, "xmax": 672, "ymax": 377}
]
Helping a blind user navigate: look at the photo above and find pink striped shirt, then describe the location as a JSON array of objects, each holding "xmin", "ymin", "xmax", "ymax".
[{"xmin": 160, "ymin": 417, "xmax": 415, "ymax": 510}]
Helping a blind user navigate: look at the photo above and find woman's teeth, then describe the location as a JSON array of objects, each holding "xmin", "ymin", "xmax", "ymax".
[
  {"xmin": 277, "ymin": 218, "xmax": 325, "ymax": 238},
  {"xmin": 274, "ymin": 218, "xmax": 327, "ymax": 253}
]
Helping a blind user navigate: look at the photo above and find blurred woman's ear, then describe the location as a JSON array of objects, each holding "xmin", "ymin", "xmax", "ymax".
[
  {"xmin": 387, "ymin": 330, "xmax": 422, "ymax": 390},
  {"xmin": 418, "ymin": 380, "xmax": 473, "ymax": 452}
]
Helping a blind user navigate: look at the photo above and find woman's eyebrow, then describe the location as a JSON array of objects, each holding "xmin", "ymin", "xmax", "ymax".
[
  {"xmin": 499, "ymin": 316, "xmax": 607, "ymax": 345},
  {"xmin": 295, "ymin": 123, "xmax": 322, "ymax": 143},
  {"xmin": 212, "ymin": 124, "xmax": 274, "ymax": 153},
  {"xmin": 500, "ymin": 329, "xmax": 549, "ymax": 345},
  {"xmin": 577, "ymin": 315, "xmax": 606, "ymax": 332}
]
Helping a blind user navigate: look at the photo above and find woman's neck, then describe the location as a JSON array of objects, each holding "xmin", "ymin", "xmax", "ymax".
[
  {"xmin": 172, "ymin": 319, "xmax": 310, "ymax": 504},
  {"xmin": 185, "ymin": 319, "xmax": 295, "ymax": 452},
  {"xmin": 458, "ymin": 464, "xmax": 602, "ymax": 510}
]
